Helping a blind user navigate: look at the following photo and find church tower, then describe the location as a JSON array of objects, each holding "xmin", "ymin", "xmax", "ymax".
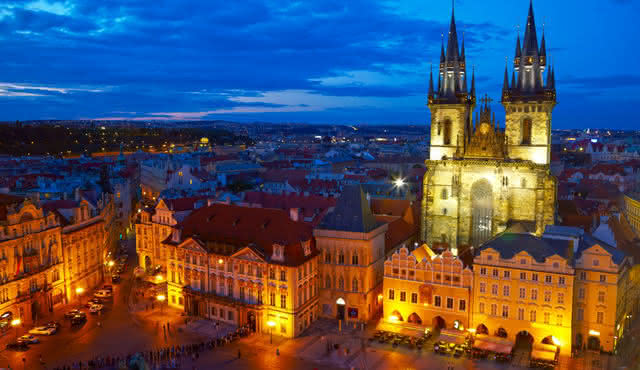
[
  {"xmin": 428, "ymin": 6, "xmax": 475, "ymax": 160},
  {"xmin": 502, "ymin": 0, "xmax": 556, "ymax": 165}
]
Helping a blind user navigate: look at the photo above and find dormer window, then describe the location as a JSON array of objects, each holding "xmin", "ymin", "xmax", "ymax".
[
  {"xmin": 171, "ymin": 229, "xmax": 181, "ymax": 243},
  {"xmin": 302, "ymin": 241, "xmax": 311, "ymax": 257},
  {"xmin": 272, "ymin": 244, "xmax": 284, "ymax": 262}
]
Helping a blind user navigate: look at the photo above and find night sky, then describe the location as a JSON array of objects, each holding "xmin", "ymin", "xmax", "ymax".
[{"xmin": 0, "ymin": 0, "xmax": 638, "ymax": 128}]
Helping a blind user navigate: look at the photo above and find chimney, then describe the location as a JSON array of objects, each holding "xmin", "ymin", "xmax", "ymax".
[{"xmin": 289, "ymin": 208, "xmax": 300, "ymax": 222}]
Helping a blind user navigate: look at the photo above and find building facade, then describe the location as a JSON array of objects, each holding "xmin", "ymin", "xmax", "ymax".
[
  {"xmin": 0, "ymin": 196, "xmax": 65, "ymax": 327},
  {"xmin": 383, "ymin": 246, "xmax": 472, "ymax": 330},
  {"xmin": 314, "ymin": 186, "xmax": 388, "ymax": 322},
  {"xmin": 420, "ymin": 3, "xmax": 556, "ymax": 253},
  {"xmin": 159, "ymin": 204, "xmax": 320, "ymax": 338}
]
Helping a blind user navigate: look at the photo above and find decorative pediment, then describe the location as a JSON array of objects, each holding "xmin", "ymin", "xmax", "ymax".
[
  {"xmin": 177, "ymin": 237, "xmax": 207, "ymax": 253},
  {"xmin": 232, "ymin": 246, "xmax": 266, "ymax": 263},
  {"xmin": 156, "ymin": 199, "xmax": 169, "ymax": 210}
]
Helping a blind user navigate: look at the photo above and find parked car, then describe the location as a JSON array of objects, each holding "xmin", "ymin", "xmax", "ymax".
[
  {"xmin": 45, "ymin": 321, "xmax": 61, "ymax": 330},
  {"xmin": 85, "ymin": 298, "xmax": 103, "ymax": 308},
  {"xmin": 64, "ymin": 309, "xmax": 82, "ymax": 319},
  {"xmin": 89, "ymin": 304, "xmax": 104, "ymax": 313},
  {"xmin": 71, "ymin": 314, "xmax": 86, "ymax": 326},
  {"xmin": 28, "ymin": 326, "xmax": 57, "ymax": 335},
  {"xmin": 103, "ymin": 285, "xmax": 113, "ymax": 291},
  {"xmin": 17, "ymin": 335, "xmax": 39, "ymax": 344},
  {"xmin": 112, "ymin": 275, "xmax": 121, "ymax": 283},
  {"xmin": 6, "ymin": 341, "xmax": 29, "ymax": 351},
  {"xmin": 94, "ymin": 290, "xmax": 112, "ymax": 298}
]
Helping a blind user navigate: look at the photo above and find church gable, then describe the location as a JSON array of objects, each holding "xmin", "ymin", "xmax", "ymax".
[
  {"xmin": 232, "ymin": 246, "xmax": 266, "ymax": 263},
  {"xmin": 178, "ymin": 238, "xmax": 207, "ymax": 253}
]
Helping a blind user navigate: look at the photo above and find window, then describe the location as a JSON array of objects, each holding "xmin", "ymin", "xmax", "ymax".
[
  {"xmin": 269, "ymin": 268, "xmax": 275, "ymax": 279},
  {"xmin": 239, "ymin": 287, "xmax": 245, "ymax": 301},
  {"xmin": 530, "ymin": 310, "xmax": 536, "ymax": 322},
  {"xmin": 280, "ymin": 270, "xmax": 286, "ymax": 281},
  {"xmin": 521, "ymin": 118, "xmax": 532, "ymax": 145},
  {"xmin": 479, "ymin": 283, "xmax": 486, "ymax": 293},
  {"xmin": 270, "ymin": 292, "xmax": 275, "ymax": 306},
  {"xmin": 553, "ymin": 262, "xmax": 559, "ymax": 269},
  {"xmin": 545, "ymin": 275, "xmax": 552, "ymax": 284},
  {"xmin": 598, "ymin": 291, "xmax": 605, "ymax": 303},
  {"xmin": 577, "ymin": 308, "xmax": 584, "ymax": 321},
  {"xmin": 597, "ymin": 312, "xmax": 603, "ymax": 324},
  {"xmin": 544, "ymin": 312, "xmax": 550, "ymax": 324},
  {"xmin": 280, "ymin": 294, "xmax": 286, "ymax": 308},
  {"xmin": 544, "ymin": 291, "xmax": 551, "ymax": 303},
  {"xmin": 578, "ymin": 288, "xmax": 585, "ymax": 299},
  {"xmin": 352, "ymin": 278, "xmax": 358, "ymax": 292},
  {"xmin": 338, "ymin": 253, "xmax": 345, "ymax": 264},
  {"xmin": 502, "ymin": 305, "xmax": 509, "ymax": 318},
  {"xmin": 600, "ymin": 274, "xmax": 606, "ymax": 283},
  {"xmin": 491, "ymin": 284, "xmax": 498, "ymax": 295},
  {"xmin": 400, "ymin": 291, "xmax": 406, "ymax": 302},
  {"xmin": 532, "ymin": 273, "xmax": 538, "ymax": 282},
  {"xmin": 490, "ymin": 304, "xmax": 497, "ymax": 316},
  {"xmin": 520, "ymin": 272, "xmax": 526, "ymax": 280},
  {"xmin": 520, "ymin": 258, "xmax": 527, "ymax": 265},
  {"xmin": 503, "ymin": 286, "xmax": 510, "ymax": 297},
  {"xmin": 479, "ymin": 302, "xmax": 485, "ymax": 313},
  {"xmin": 446, "ymin": 297, "xmax": 454, "ymax": 309},
  {"xmin": 338, "ymin": 277, "xmax": 344, "ymax": 290},
  {"xmin": 579, "ymin": 271, "xmax": 586, "ymax": 280},
  {"xmin": 480, "ymin": 268, "xmax": 487, "ymax": 276},
  {"xmin": 556, "ymin": 314, "xmax": 563, "ymax": 326},
  {"xmin": 441, "ymin": 188, "xmax": 448, "ymax": 200},
  {"xmin": 239, "ymin": 264, "xmax": 245, "ymax": 274},
  {"xmin": 459, "ymin": 300, "xmax": 466, "ymax": 311},
  {"xmin": 531, "ymin": 289, "xmax": 538, "ymax": 300},
  {"xmin": 492, "ymin": 269, "xmax": 499, "ymax": 278},
  {"xmin": 518, "ymin": 308, "xmax": 525, "ymax": 320},
  {"xmin": 558, "ymin": 277, "xmax": 566, "ymax": 286},
  {"xmin": 503, "ymin": 271, "xmax": 511, "ymax": 279},
  {"xmin": 434, "ymin": 296, "xmax": 441, "ymax": 307},
  {"xmin": 557, "ymin": 292, "xmax": 564, "ymax": 304},
  {"xmin": 593, "ymin": 259, "xmax": 599, "ymax": 266},
  {"xmin": 352, "ymin": 254, "xmax": 358, "ymax": 265},
  {"xmin": 443, "ymin": 119, "xmax": 452, "ymax": 145},
  {"xmin": 411, "ymin": 293, "xmax": 418, "ymax": 304},
  {"xmin": 281, "ymin": 322, "xmax": 286, "ymax": 334},
  {"xmin": 519, "ymin": 288, "xmax": 526, "ymax": 299},
  {"xmin": 228, "ymin": 311, "xmax": 233, "ymax": 321},
  {"xmin": 388, "ymin": 289, "xmax": 395, "ymax": 300},
  {"xmin": 325, "ymin": 252, "xmax": 331, "ymax": 263},
  {"xmin": 325, "ymin": 275, "xmax": 332, "ymax": 289}
]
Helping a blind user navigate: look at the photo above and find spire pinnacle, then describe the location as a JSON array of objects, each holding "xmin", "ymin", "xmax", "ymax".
[
  {"xmin": 471, "ymin": 65, "xmax": 476, "ymax": 97},
  {"xmin": 511, "ymin": 69, "xmax": 516, "ymax": 88},
  {"xmin": 429, "ymin": 64, "xmax": 434, "ymax": 97},
  {"xmin": 522, "ymin": 0, "xmax": 539, "ymax": 56},
  {"xmin": 503, "ymin": 60, "xmax": 509, "ymax": 90},
  {"xmin": 540, "ymin": 29, "xmax": 547, "ymax": 58},
  {"xmin": 440, "ymin": 35, "xmax": 445, "ymax": 64},
  {"xmin": 445, "ymin": 4, "xmax": 460, "ymax": 62}
]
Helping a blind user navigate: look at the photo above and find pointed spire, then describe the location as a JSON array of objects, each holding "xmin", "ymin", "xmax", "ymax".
[
  {"xmin": 429, "ymin": 64, "xmax": 434, "ymax": 97},
  {"xmin": 461, "ymin": 31, "xmax": 466, "ymax": 61},
  {"xmin": 440, "ymin": 35, "xmax": 445, "ymax": 64},
  {"xmin": 503, "ymin": 62, "xmax": 509, "ymax": 90},
  {"xmin": 546, "ymin": 63, "xmax": 552, "ymax": 88},
  {"xmin": 511, "ymin": 70, "xmax": 516, "ymax": 88},
  {"xmin": 540, "ymin": 29, "xmax": 547, "ymax": 57},
  {"xmin": 445, "ymin": 5, "xmax": 460, "ymax": 62},
  {"xmin": 471, "ymin": 66, "xmax": 476, "ymax": 97},
  {"xmin": 522, "ymin": 0, "xmax": 539, "ymax": 56},
  {"xmin": 550, "ymin": 65, "xmax": 556, "ymax": 89},
  {"xmin": 437, "ymin": 72, "xmax": 442, "ymax": 93},
  {"xmin": 515, "ymin": 33, "xmax": 522, "ymax": 59}
]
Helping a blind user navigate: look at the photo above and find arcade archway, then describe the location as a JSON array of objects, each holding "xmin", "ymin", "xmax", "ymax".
[
  {"xmin": 515, "ymin": 331, "xmax": 534, "ymax": 350},
  {"xmin": 476, "ymin": 324, "xmax": 488, "ymax": 335},
  {"xmin": 432, "ymin": 316, "xmax": 445, "ymax": 329},
  {"xmin": 408, "ymin": 313, "xmax": 422, "ymax": 325}
]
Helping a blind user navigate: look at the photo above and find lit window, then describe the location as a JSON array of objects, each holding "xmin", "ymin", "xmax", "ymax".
[
  {"xmin": 400, "ymin": 291, "xmax": 406, "ymax": 302},
  {"xmin": 503, "ymin": 286, "xmax": 510, "ymax": 297},
  {"xmin": 531, "ymin": 289, "xmax": 538, "ymax": 300},
  {"xmin": 519, "ymin": 288, "xmax": 526, "ymax": 299},
  {"xmin": 434, "ymin": 296, "xmax": 441, "ymax": 307},
  {"xmin": 411, "ymin": 293, "xmax": 418, "ymax": 304},
  {"xmin": 446, "ymin": 297, "xmax": 454, "ymax": 309},
  {"xmin": 530, "ymin": 310, "xmax": 536, "ymax": 322},
  {"xmin": 600, "ymin": 274, "xmax": 606, "ymax": 283},
  {"xmin": 491, "ymin": 284, "xmax": 498, "ymax": 295},
  {"xmin": 480, "ymin": 283, "xmax": 486, "ymax": 293},
  {"xmin": 557, "ymin": 293, "xmax": 564, "ymax": 304},
  {"xmin": 479, "ymin": 302, "xmax": 485, "ymax": 313},
  {"xmin": 518, "ymin": 308, "xmax": 524, "ymax": 320},
  {"xmin": 388, "ymin": 289, "xmax": 395, "ymax": 300},
  {"xmin": 490, "ymin": 304, "xmax": 497, "ymax": 316},
  {"xmin": 502, "ymin": 305, "xmax": 509, "ymax": 318},
  {"xmin": 459, "ymin": 300, "xmax": 466, "ymax": 311},
  {"xmin": 544, "ymin": 312, "xmax": 550, "ymax": 324},
  {"xmin": 597, "ymin": 312, "xmax": 604, "ymax": 324},
  {"xmin": 598, "ymin": 291, "xmax": 605, "ymax": 303}
]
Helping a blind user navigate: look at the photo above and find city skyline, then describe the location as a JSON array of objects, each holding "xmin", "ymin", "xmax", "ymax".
[{"xmin": 0, "ymin": 0, "xmax": 638, "ymax": 128}]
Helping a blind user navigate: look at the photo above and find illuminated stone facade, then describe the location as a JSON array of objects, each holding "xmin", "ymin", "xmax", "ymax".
[
  {"xmin": 383, "ymin": 246, "xmax": 472, "ymax": 330},
  {"xmin": 421, "ymin": 3, "xmax": 556, "ymax": 253}
]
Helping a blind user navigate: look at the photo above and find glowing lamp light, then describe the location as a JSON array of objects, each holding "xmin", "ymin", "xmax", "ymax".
[
  {"xmin": 11, "ymin": 319, "xmax": 21, "ymax": 327},
  {"xmin": 156, "ymin": 294, "xmax": 166, "ymax": 302},
  {"xmin": 155, "ymin": 274, "xmax": 163, "ymax": 282},
  {"xmin": 218, "ymin": 258, "xmax": 224, "ymax": 265},
  {"xmin": 589, "ymin": 330, "xmax": 600, "ymax": 337},
  {"xmin": 75, "ymin": 287, "xmax": 84, "ymax": 295},
  {"xmin": 267, "ymin": 320, "xmax": 276, "ymax": 327},
  {"xmin": 394, "ymin": 178, "xmax": 406, "ymax": 188},
  {"xmin": 467, "ymin": 328, "xmax": 476, "ymax": 334},
  {"xmin": 108, "ymin": 261, "xmax": 115, "ymax": 267},
  {"xmin": 389, "ymin": 315, "xmax": 399, "ymax": 322},
  {"xmin": 551, "ymin": 336, "xmax": 562, "ymax": 346}
]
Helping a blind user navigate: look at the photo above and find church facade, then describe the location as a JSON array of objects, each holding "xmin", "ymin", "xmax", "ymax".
[{"xmin": 420, "ymin": 5, "xmax": 557, "ymax": 254}]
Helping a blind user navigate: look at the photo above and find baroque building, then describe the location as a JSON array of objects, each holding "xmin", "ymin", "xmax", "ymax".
[{"xmin": 421, "ymin": 2, "xmax": 557, "ymax": 253}]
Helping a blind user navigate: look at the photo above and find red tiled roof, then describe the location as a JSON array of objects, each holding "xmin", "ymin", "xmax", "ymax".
[
  {"xmin": 370, "ymin": 198, "xmax": 411, "ymax": 217},
  {"xmin": 375, "ymin": 215, "xmax": 417, "ymax": 253},
  {"xmin": 163, "ymin": 196, "xmax": 208, "ymax": 212},
  {"xmin": 243, "ymin": 191, "xmax": 336, "ymax": 218},
  {"xmin": 0, "ymin": 194, "xmax": 24, "ymax": 221},
  {"xmin": 176, "ymin": 204, "xmax": 316, "ymax": 266},
  {"xmin": 42, "ymin": 200, "xmax": 79, "ymax": 212}
]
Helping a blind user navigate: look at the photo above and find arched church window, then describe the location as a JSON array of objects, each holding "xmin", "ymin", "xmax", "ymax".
[
  {"xmin": 441, "ymin": 188, "xmax": 448, "ymax": 200},
  {"xmin": 437, "ymin": 122, "xmax": 442, "ymax": 135},
  {"xmin": 522, "ymin": 118, "xmax": 532, "ymax": 145},
  {"xmin": 444, "ymin": 120, "xmax": 452, "ymax": 145},
  {"xmin": 521, "ymin": 178, "xmax": 527, "ymax": 188}
]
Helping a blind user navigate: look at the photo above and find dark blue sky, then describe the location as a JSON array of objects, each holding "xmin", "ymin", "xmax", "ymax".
[{"xmin": 0, "ymin": 0, "xmax": 638, "ymax": 128}]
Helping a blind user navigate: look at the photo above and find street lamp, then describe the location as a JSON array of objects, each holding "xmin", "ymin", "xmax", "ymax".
[
  {"xmin": 75, "ymin": 287, "xmax": 85, "ymax": 309},
  {"xmin": 393, "ymin": 178, "xmax": 406, "ymax": 188},
  {"xmin": 267, "ymin": 320, "xmax": 276, "ymax": 344},
  {"xmin": 156, "ymin": 294, "xmax": 166, "ymax": 314},
  {"xmin": 108, "ymin": 260, "xmax": 115, "ymax": 268},
  {"xmin": 11, "ymin": 318, "xmax": 21, "ymax": 341},
  {"xmin": 155, "ymin": 274, "xmax": 163, "ymax": 283}
]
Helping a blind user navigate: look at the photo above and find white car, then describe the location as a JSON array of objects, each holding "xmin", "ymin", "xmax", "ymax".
[
  {"xmin": 94, "ymin": 290, "xmax": 112, "ymax": 298},
  {"xmin": 89, "ymin": 304, "xmax": 104, "ymax": 313},
  {"xmin": 17, "ymin": 335, "xmax": 39, "ymax": 344},
  {"xmin": 28, "ymin": 326, "xmax": 57, "ymax": 335}
]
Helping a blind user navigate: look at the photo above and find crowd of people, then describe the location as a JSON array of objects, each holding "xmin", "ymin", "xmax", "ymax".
[{"xmin": 51, "ymin": 325, "xmax": 254, "ymax": 370}]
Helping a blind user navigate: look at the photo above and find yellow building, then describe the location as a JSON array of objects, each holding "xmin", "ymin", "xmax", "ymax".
[
  {"xmin": 0, "ymin": 196, "xmax": 64, "ymax": 326},
  {"xmin": 383, "ymin": 246, "xmax": 472, "ymax": 331},
  {"xmin": 160, "ymin": 203, "xmax": 320, "ymax": 338},
  {"xmin": 421, "ymin": 3, "xmax": 556, "ymax": 253},
  {"xmin": 622, "ymin": 193, "xmax": 640, "ymax": 235},
  {"xmin": 314, "ymin": 186, "xmax": 388, "ymax": 322},
  {"xmin": 471, "ymin": 231, "xmax": 575, "ymax": 356}
]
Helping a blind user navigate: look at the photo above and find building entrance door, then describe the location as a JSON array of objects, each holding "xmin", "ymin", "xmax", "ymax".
[{"xmin": 336, "ymin": 298, "xmax": 346, "ymax": 320}]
